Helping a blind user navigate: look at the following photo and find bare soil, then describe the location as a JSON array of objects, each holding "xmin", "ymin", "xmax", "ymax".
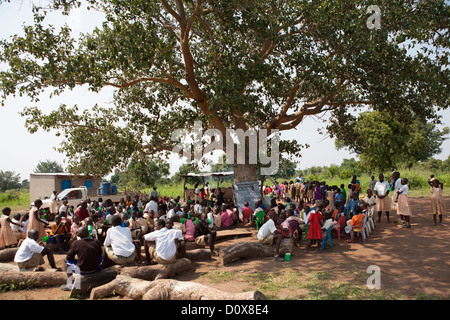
[{"xmin": 1, "ymin": 196, "xmax": 449, "ymax": 300}]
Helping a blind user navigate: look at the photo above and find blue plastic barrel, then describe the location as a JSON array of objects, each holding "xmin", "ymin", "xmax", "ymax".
[
  {"xmin": 99, "ymin": 182, "xmax": 112, "ymax": 195},
  {"xmin": 111, "ymin": 185, "xmax": 117, "ymax": 195}
]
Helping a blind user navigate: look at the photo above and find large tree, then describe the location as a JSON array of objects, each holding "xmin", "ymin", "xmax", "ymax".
[{"xmin": 0, "ymin": 0, "xmax": 448, "ymax": 182}]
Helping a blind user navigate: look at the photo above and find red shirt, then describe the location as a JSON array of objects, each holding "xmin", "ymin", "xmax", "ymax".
[
  {"xmin": 242, "ymin": 206, "xmax": 254, "ymax": 220},
  {"xmin": 76, "ymin": 208, "xmax": 90, "ymax": 222}
]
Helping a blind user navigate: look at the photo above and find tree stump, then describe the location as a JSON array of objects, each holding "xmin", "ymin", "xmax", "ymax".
[
  {"xmin": 112, "ymin": 275, "xmax": 266, "ymax": 300},
  {"xmin": 219, "ymin": 239, "xmax": 294, "ymax": 266}
]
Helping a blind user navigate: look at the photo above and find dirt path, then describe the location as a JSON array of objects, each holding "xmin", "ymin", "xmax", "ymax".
[{"xmin": 1, "ymin": 196, "xmax": 449, "ymax": 300}]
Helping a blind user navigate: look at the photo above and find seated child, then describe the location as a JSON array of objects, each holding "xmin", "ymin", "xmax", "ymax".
[
  {"xmin": 180, "ymin": 212, "xmax": 195, "ymax": 242},
  {"xmin": 345, "ymin": 193, "xmax": 360, "ymax": 218},
  {"xmin": 345, "ymin": 206, "xmax": 365, "ymax": 243},
  {"xmin": 321, "ymin": 211, "xmax": 334, "ymax": 231}
]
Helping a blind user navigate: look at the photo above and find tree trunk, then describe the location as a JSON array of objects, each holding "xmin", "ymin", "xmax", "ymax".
[
  {"xmin": 219, "ymin": 239, "xmax": 294, "ymax": 266},
  {"xmin": 118, "ymin": 258, "xmax": 193, "ymax": 281},
  {"xmin": 112, "ymin": 275, "xmax": 266, "ymax": 300},
  {"xmin": 233, "ymin": 163, "xmax": 257, "ymax": 183}
]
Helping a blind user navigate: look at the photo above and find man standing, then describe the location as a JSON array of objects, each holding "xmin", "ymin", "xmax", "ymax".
[{"xmin": 49, "ymin": 190, "xmax": 58, "ymax": 221}]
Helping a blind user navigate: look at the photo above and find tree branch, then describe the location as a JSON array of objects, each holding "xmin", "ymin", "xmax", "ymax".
[{"xmin": 160, "ymin": 0, "xmax": 185, "ymax": 24}]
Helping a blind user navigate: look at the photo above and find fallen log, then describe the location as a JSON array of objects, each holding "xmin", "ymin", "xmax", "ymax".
[
  {"xmin": 68, "ymin": 266, "xmax": 119, "ymax": 298},
  {"xmin": 114, "ymin": 275, "xmax": 155, "ymax": 300},
  {"xmin": 113, "ymin": 275, "xmax": 266, "ymax": 300},
  {"xmin": 183, "ymin": 249, "xmax": 212, "ymax": 261},
  {"xmin": 118, "ymin": 258, "xmax": 193, "ymax": 281},
  {"xmin": 0, "ymin": 265, "xmax": 67, "ymax": 288},
  {"xmin": 219, "ymin": 239, "xmax": 294, "ymax": 266},
  {"xmin": 90, "ymin": 258, "xmax": 193, "ymax": 299},
  {"xmin": 0, "ymin": 248, "xmax": 18, "ymax": 262},
  {"xmin": 89, "ymin": 280, "xmax": 117, "ymax": 300}
]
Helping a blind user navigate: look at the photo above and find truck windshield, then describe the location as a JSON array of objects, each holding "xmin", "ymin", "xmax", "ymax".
[{"xmin": 58, "ymin": 189, "xmax": 83, "ymax": 200}]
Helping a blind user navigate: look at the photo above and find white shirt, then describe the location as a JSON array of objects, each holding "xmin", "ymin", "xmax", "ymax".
[
  {"xmin": 103, "ymin": 226, "xmax": 136, "ymax": 257},
  {"xmin": 257, "ymin": 219, "xmax": 276, "ymax": 240},
  {"xmin": 144, "ymin": 200, "xmax": 158, "ymax": 214},
  {"xmin": 59, "ymin": 204, "xmax": 68, "ymax": 215},
  {"xmin": 374, "ymin": 181, "xmax": 390, "ymax": 196},
  {"xmin": 399, "ymin": 184, "xmax": 409, "ymax": 195},
  {"xmin": 363, "ymin": 195, "xmax": 376, "ymax": 206},
  {"xmin": 394, "ymin": 178, "xmax": 402, "ymax": 189},
  {"xmin": 207, "ymin": 212, "xmax": 214, "ymax": 229},
  {"xmin": 144, "ymin": 227, "xmax": 184, "ymax": 261},
  {"xmin": 194, "ymin": 204, "xmax": 203, "ymax": 215},
  {"xmin": 322, "ymin": 218, "xmax": 334, "ymax": 230},
  {"xmin": 11, "ymin": 218, "xmax": 24, "ymax": 232},
  {"xmin": 14, "ymin": 237, "xmax": 44, "ymax": 263}
]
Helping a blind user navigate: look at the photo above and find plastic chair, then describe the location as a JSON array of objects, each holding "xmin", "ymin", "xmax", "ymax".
[
  {"xmin": 332, "ymin": 223, "xmax": 342, "ymax": 240},
  {"xmin": 367, "ymin": 210, "xmax": 375, "ymax": 232},
  {"xmin": 351, "ymin": 224, "xmax": 366, "ymax": 243},
  {"xmin": 363, "ymin": 215, "xmax": 371, "ymax": 238},
  {"xmin": 321, "ymin": 225, "xmax": 333, "ymax": 251},
  {"xmin": 254, "ymin": 210, "xmax": 266, "ymax": 230}
]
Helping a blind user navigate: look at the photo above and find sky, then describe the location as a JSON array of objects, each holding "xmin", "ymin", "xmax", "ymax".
[{"xmin": 0, "ymin": 2, "xmax": 449, "ymax": 182}]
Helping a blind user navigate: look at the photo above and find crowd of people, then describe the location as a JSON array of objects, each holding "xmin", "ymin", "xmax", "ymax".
[{"xmin": 0, "ymin": 170, "xmax": 447, "ymax": 282}]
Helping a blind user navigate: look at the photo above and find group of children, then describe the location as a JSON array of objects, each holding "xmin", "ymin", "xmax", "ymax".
[
  {"xmin": 0, "ymin": 172, "xmax": 447, "ymax": 271},
  {"xmin": 253, "ymin": 172, "xmax": 448, "ymax": 257}
]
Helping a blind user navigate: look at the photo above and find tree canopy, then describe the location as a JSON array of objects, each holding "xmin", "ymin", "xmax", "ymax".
[
  {"xmin": 34, "ymin": 159, "xmax": 65, "ymax": 173},
  {"xmin": 330, "ymin": 110, "xmax": 450, "ymax": 171},
  {"xmin": 0, "ymin": 0, "xmax": 448, "ymax": 181}
]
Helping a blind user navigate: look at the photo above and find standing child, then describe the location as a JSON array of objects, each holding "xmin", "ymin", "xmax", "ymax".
[
  {"xmin": 373, "ymin": 174, "xmax": 391, "ymax": 223},
  {"xmin": 428, "ymin": 179, "xmax": 446, "ymax": 226},
  {"xmin": 27, "ymin": 199, "xmax": 49, "ymax": 242},
  {"xmin": 397, "ymin": 178, "xmax": 412, "ymax": 228},
  {"xmin": 313, "ymin": 183, "xmax": 323, "ymax": 203},
  {"xmin": 305, "ymin": 204, "xmax": 324, "ymax": 252}
]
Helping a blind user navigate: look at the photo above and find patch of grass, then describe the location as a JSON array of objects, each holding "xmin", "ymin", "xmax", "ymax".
[
  {"xmin": 413, "ymin": 293, "xmax": 447, "ymax": 300},
  {"xmin": 0, "ymin": 189, "xmax": 30, "ymax": 212},
  {"xmin": 0, "ymin": 279, "xmax": 35, "ymax": 292},
  {"xmin": 242, "ymin": 269, "xmax": 306, "ymax": 299},
  {"xmin": 200, "ymin": 270, "xmax": 237, "ymax": 283}
]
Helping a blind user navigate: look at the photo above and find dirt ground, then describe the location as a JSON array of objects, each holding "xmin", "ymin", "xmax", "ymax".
[{"xmin": 0, "ymin": 196, "xmax": 449, "ymax": 300}]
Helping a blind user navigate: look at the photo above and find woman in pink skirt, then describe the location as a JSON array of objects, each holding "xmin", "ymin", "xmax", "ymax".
[{"xmin": 397, "ymin": 178, "xmax": 412, "ymax": 228}]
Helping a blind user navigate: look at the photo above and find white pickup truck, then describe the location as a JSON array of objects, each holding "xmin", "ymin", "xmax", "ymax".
[{"xmin": 37, "ymin": 186, "xmax": 125, "ymax": 211}]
